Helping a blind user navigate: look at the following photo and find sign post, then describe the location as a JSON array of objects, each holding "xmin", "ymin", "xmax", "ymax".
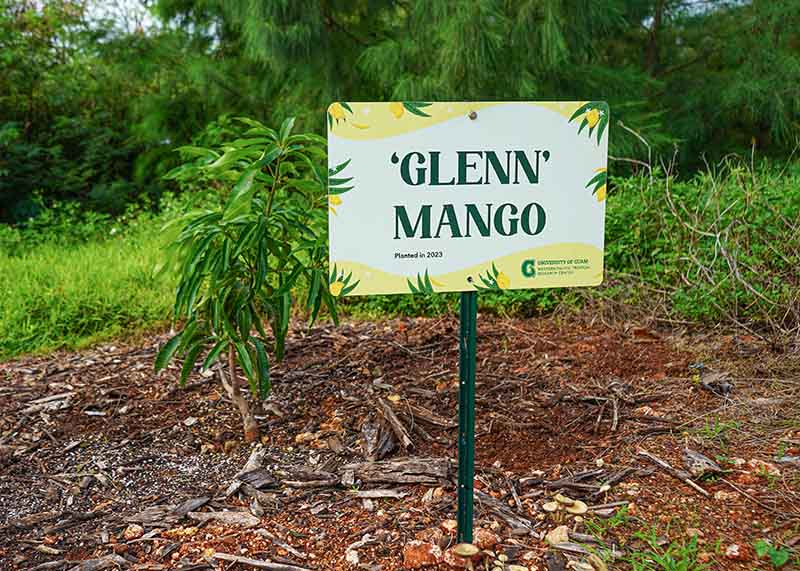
[
  {"xmin": 327, "ymin": 100, "xmax": 608, "ymax": 543},
  {"xmin": 457, "ymin": 290, "xmax": 477, "ymax": 543}
]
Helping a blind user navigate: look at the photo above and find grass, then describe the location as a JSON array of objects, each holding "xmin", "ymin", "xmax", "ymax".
[
  {"xmin": 0, "ymin": 215, "xmax": 174, "ymax": 360},
  {"xmin": 1, "ymin": 158, "xmax": 799, "ymax": 361},
  {"xmin": 584, "ymin": 511, "xmax": 711, "ymax": 571},
  {"xmin": 694, "ymin": 417, "xmax": 740, "ymax": 446},
  {"xmin": 626, "ymin": 530, "xmax": 709, "ymax": 571},
  {"xmin": 346, "ymin": 159, "xmax": 800, "ymax": 335}
]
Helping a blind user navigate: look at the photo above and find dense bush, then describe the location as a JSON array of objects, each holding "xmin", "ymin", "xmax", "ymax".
[
  {"xmin": 346, "ymin": 160, "xmax": 800, "ymax": 338},
  {"xmin": 3, "ymin": 1, "xmax": 800, "ymax": 221},
  {"xmin": 155, "ymin": 117, "xmax": 332, "ymax": 441}
]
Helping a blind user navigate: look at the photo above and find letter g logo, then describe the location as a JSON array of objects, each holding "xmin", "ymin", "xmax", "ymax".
[{"xmin": 521, "ymin": 259, "xmax": 537, "ymax": 278}]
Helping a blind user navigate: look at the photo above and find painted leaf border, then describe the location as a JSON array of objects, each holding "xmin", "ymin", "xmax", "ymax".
[{"xmin": 568, "ymin": 101, "xmax": 610, "ymax": 145}]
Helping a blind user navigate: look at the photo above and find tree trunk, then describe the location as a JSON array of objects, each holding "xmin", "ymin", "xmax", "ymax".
[
  {"xmin": 646, "ymin": 0, "xmax": 665, "ymax": 75},
  {"xmin": 220, "ymin": 347, "xmax": 260, "ymax": 443}
]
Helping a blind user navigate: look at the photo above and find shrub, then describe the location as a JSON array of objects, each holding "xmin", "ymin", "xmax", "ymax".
[{"xmin": 155, "ymin": 117, "xmax": 332, "ymax": 441}]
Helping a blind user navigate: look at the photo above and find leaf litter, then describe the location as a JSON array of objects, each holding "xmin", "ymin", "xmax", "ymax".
[{"xmin": 1, "ymin": 317, "xmax": 799, "ymax": 570}]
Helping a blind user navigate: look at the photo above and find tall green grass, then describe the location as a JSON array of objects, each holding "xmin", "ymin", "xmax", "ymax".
[
  {"xmin": 0, "ymin": 213, "xmax": 175, "ymax": 360},
  {"xmin": 1, "ymin": 160, "xmax": 798, "ymax": 361}
]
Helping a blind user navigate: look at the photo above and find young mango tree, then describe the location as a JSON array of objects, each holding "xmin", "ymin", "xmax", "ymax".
[{"xmin": 155, "ymin": 117, "xmax": 337, "ymax": 442}]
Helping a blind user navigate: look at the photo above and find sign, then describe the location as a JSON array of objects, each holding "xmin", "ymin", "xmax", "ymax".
[{"xmin": 326, "ymin": 101, "xmax": 608, "ymax": 296}]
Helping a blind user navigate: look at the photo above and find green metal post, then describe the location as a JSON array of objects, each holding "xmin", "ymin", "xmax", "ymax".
[{"xmin": 457, "ymin": 290, "xmax": 477, "ymax": 544}]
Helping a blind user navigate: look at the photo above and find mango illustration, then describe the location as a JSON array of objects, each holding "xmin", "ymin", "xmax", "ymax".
[
  {"xmin": 329, "ymin": 102, "xmax": 345, "ymax": 121},
  {"xmin": 586, "ymin": 108, "xmax": 600, "ymax": 128},
  {"xmin": 329, "ymin": 281, "xmax": 344, "ymax": 296},
  {"xmin": 596, "ymin": 184, "xmax": 607, "ymax": 202},
  {"xmin": 389, "ymin": 102, "xmax": 405, "ymax": 119},
  {"xmin": 496, "ymin": 272, "xmax": 510, "ymax": 289},
  {"xmin": 328, "ymin": 194, "xmax": 342, "ymax": 215}
]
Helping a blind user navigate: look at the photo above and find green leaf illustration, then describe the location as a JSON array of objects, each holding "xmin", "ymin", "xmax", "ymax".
[
  {"xmin": 329, "ymin": 159, "xmax": 355, "ymax": 196},
  {"xmin": 403, "ymin": 102, "xmax": 432, "ymax": 117},
  {"xmin": 407, "ymin": 269, "xmax": 435, "ymax": 293},
  {"xmin": 569, "ymin": 101, "xmax": 610, "ymax": 145}
]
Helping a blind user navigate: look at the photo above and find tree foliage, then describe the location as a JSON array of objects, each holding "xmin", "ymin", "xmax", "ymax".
[
  {"xmin": 2, "ymin": 0, "xmax": 799, "ymax": 221},
  {"xmin": 154, "ymin": 117, "xmax": 332, "ymax": 441}
]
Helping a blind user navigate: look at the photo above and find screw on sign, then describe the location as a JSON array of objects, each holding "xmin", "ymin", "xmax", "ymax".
[{"xmin": 327, "ymin": 100, "xmax": 609, "ymax": 541}]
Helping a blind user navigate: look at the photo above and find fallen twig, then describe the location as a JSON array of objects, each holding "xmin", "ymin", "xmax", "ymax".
[
  {"xmin": 638, "ymin": 449, "xmax": 709, "ymax": 497},
  {"xmin": 376, "ymin": 398, "xmax": 414, "ymax": 451}
]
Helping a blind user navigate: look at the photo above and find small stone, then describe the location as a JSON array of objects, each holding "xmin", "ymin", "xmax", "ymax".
[
  {"xmin": 440, "ymin": 519, "xmax": 458, "ymax": 534},
  {"xmin": 403, "ymin": 541, "xmax": 443, "ymax": 568},
  {"xmin": 223, "ymin": 439, "xmax": 238, "ymax": 453},
  {"xmin": 122, "ymin": 524, "xmax": 144, "ymax": 541},
  {"xmin": 474, "ymin": 528, "xmax": 499, "ymax": 550},
  {"xmin": 725, "ymin": 543, "xmax": 751, "ymax": 561},
  {"xmin": 686, "ymin": 528, "xmax": 704, "ymax": 538},
  {"xmin": 294, "ymin": 431, "xmax": 316, "ymax": 445},
  {"xmin": 545, "ymin": 525, "xmax": 570, "ymax": 546},
  {"xmin": 345, "ymin": 549, "xmax": 359, "ymax": 566}
]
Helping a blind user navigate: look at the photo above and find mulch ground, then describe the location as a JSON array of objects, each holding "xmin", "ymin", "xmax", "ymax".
[{"xmin": 1, "ymin": 315, "xmax": 799, "ymax": 571}]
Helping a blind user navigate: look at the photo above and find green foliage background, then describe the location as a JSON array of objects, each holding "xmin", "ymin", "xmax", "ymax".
[
  {"xmin": 1, "ymin": 0, "xmax": 800, "ymax": 358},
  {"xmin": 3, "ymin": 0, "xmax": 800, "ymax": 222}
]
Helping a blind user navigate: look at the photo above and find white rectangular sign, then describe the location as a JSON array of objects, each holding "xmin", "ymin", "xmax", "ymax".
[{"xmin": 326, "ymin": 101, "xmax": 608, "ymax": 296}]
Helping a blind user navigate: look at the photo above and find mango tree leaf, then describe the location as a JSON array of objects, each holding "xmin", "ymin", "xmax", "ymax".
[
  {"xmin": 179, "ymin": 340, "xmax": 206, "ymax": 386},
  {"xmin": 279, "ymin": 117, "xmax": 296, "ymax": 145},
  {"xmin": 202, "ymin": 339, "xmax": 228, "ymax": 371},
  {"xmin": 155, "ymin": 333, "xmax": 182, "ymax": 372},
  {"xmin": 253, "ymin": 338, "xmax": 271, "ymax": 400},
  {"xmin": 234, "ymin": 341, "xmax": 255, "ymax": 384}
]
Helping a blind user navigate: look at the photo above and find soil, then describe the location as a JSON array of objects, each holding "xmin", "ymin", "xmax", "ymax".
[{"xmin": 1, "ymin": 316, "xmax": 799, "ymax": 570}]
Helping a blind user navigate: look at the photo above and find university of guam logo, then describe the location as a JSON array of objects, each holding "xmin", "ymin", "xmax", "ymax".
[{"xmin": 521, "ymin": 258, "xmax": 537, "ymax": 278}]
